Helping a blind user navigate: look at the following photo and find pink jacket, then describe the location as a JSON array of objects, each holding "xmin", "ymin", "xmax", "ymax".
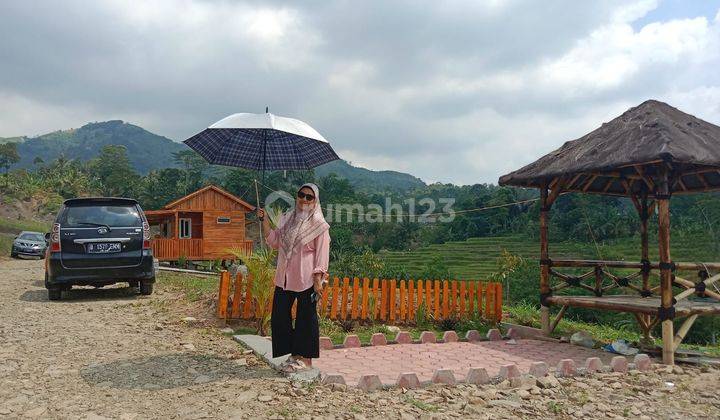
[{"xmin": 265, "ymin": 227, "xmax": 331, "ymax": 292}]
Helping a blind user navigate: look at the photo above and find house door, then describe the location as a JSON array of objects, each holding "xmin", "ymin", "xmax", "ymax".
[{"xmin": 179, "ymin": 218, "xmax": 192, "ymax": 238}]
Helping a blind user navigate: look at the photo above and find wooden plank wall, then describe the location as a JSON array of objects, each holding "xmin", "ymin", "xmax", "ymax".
[{"xmin": 218, "ymin": 273, "xmax": 504, "ymax": 323}]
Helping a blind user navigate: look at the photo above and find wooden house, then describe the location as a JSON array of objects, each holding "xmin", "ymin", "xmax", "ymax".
[{"xmin": 145, "ymin": 185, "xmax": 255, "ymax": 261}]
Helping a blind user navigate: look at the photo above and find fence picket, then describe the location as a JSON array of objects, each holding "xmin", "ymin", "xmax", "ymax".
[
  {"xmin": 467, "ymin": 281, "xmax": 475, "ymax": 315},
  {"xmin": 458, "ymin": 281, "xmax": 466, "ymax": 317},
  {"xmin": 399, "ymin": 280, "xmax": 406, "ymax": 321},
  {"xmin": 372, "ymin": 278, "xmax": 380, "ymax": 320},
  {"xmin": 442, "ymin": 280, "xmax": 450, "ymax": 318},
  {"xmin": 495, "ymin": 283, "xmax": 503, "ymax": 322},
  {"xmin": 361, "ymin": 277, "xmax": 370, "ymax": 320},
  {"xmin": 230, "ymin": 273, "xmax": 243, "ymax": 319},
  {"xmin": 485, "ymin": 283, "xmax": 494, "ymax": 320},
  {"xmin": 217, "ymin": 271, "xmax": 230, "ymax": 318},
  {"xmin": 351, "ymin": 277, "xmax": 360, "ymax": 319},
  {"xmin": 242, "ymin": 275, "xmax": 253, "ymax": 318},
  {"xmin": 330, "ymin": 277, "xmax": 340, "ymax": 319},
  {"xmin": 433, "ymin": 280, "xmax": 441, "ymax": 319},
  {"xmin": 341, "ymin": 277, "xmax": 350, "ymax": 320},
  {"xmin": 407, "ymin": 280, "xmax": 415, "ymax": 320},
  {"xmin": 451, "ymin": 281, "xmax": 457, "ymax": 315},
  {"xmin": 380, "ymin": 279, "xmax": 388, "ymax": 320}
]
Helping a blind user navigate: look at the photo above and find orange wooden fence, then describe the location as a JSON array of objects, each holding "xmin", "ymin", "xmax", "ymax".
[{"xmin": 217, "ymin": 273, "xmax": 503, "ymax": 323}]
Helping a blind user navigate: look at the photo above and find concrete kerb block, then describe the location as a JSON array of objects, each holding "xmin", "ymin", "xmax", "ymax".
[
  {"xmin": 396, "ymin": 372, "xmax": 421, "ymax": 389},
  {"xmin": 319, "ymin": 337, "xmax": 334, "ymax": 350},
  {"xmin": 370, "ymin": 333, "xmax": 387, "ymax": 346},
  {"xmin": 442, "ymin": 331, "xmax": 459, "ymax": 343},
  {"xmin": 633, "ymin": 354, "xmax": 652, "ymax": 371},
  {"xmin": 611, "ymin": 356, "xmax": 628, "ymax": 373},
  {"xmin": 357, "ymin": 374, "xmax": 383, "ymax": 392},
  {"xmin": 465, "ymin": 330, "xmax": 481, "ymax": 342},
  {"xmin": 507, "ymin": 328, "xmax": 520, "ymax": 339},
  {"xmin": 431, "ymin": 369, "xmax": 457, "ymax": 385},
  {"xmin": 556, "ymin": 359, "xmax": 577, "ymax": 377},
  {"xmin": 465, "ymin": 367, "xmax": 491, "ymax": 385},
  {"xmin": 343, "ymin": 335, "xmax": 361, "ymax": 348},
  {"xmin": 528, "ymin": 361, "xmax": 549, "ymax": 377},
  {"xmin": 584, "ymin": 357, "xmax": 603, "ymax": 374},
  {"xmin": 486, "ymin": 329, "xmax": 502, "ymax": 341},
  {"xmin": 420, "ymin": 331, "xmax": 436, "ymax": 343},
  {"xmin": 498, "ymin": 364, "xmax": 521, "ymax": 380},
  {"xmin": 395, "ymin": 331, "xmax": 413, "ymax": 344},
  {"xmin": 321, "ymin": 373, "xmax": 346, "ymax": 385}
]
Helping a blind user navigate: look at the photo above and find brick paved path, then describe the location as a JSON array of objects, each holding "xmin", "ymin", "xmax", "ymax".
[{"xmin": 313, "ymin": 339, "xmax": 616, "ymax": 386}]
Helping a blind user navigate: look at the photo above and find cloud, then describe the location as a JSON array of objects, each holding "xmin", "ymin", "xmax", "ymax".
[{"xmin": 0, "ymin": 0, "xmax": 719, "ymax": 185}]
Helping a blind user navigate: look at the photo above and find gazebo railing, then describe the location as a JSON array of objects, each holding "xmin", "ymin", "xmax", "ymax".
[{"xmin": 545, "ymin": 258, "xmax": 720, "ymax": 300}]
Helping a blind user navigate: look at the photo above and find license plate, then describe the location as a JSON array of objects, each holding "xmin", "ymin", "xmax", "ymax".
[{"xmin": 87, "ymin": 242, "xmax": 121, "ymax": 253}]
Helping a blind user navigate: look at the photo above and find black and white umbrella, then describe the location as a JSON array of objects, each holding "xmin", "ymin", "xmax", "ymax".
[{"xmin": 184, "ymin": 111, "xmax": 339, "ymax": 173}]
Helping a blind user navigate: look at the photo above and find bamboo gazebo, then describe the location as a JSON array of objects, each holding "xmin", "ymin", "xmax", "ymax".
[{"xmin": 499, "ymin": 100, "xmax": 720, "ymax": 365}]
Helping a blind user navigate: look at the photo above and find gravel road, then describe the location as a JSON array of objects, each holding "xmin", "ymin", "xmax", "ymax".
[{"xmin": 1, "ymin": 258, "xmax": 719, "ymax": 419}]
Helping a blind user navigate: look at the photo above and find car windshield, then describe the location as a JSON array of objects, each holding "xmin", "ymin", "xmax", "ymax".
[
  {"xmin": 18, "ymin": 233, "xmax": 44, "ymax": 241},
  {"xmin": 61, "ymin": 205, "xmax": 142, "ymax": 228}
]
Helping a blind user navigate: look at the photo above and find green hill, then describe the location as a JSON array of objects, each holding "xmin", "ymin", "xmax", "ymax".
[
  {"xmin": 315, "ymin": 159, "xmax": 426, "ymax": 193},
  {"xmin": 379, "ymin": 234, "xmax": 720, "ymax": 280},
  {"xmin": 10, "ymin": 121, "xmax": 188, "ymax": 174},
  {"xmin": 5, "ymin": 121, "xmax": 425, "ymax": 193}
]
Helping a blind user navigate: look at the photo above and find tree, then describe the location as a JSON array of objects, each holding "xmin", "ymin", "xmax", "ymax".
[
  {"xmin": 87, "ymin": 145, "xmax": 140, "ymax": 197},
  {"xmin": 173, "ymin": 150, "xmax": 209, "ymax": 194},
  {"xmin": 0, "ymin": 142, "xmax": 20, "ymax": 174}
]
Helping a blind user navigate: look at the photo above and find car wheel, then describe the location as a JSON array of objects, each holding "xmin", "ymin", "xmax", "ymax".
[
  {"xmin": 48, "ymin": 288, "xmax": 62, "ymax": 301},
  {"xmin": 139, "ymin": 280, "xmax": 154, "ymax": 295},
  {"xmin": 10, "ymin": 252, "xmax": 17, "ymax": 258},
  {"xmin": 128, "ymin": 281, "xmax": 139, "ymax": 288}
]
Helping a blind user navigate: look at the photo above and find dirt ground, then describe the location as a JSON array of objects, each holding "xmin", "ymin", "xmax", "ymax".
[{"xmin": 1, "ymin": 258, "xmax": 719, "ymax": 419}]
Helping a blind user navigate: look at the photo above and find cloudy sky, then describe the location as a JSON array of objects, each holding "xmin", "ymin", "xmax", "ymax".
[{"xmin": 1, "ymin": 0, "xmax": 719, "ymax": 185}]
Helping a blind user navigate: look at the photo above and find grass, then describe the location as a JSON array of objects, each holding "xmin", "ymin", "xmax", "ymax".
[
  {"xmin": 378, "ymin": 233, "xmax": 720, "ymax": 280},
  {"xmin": 156, "ymin": 271, "xmax": 218, "ymax": 301}
]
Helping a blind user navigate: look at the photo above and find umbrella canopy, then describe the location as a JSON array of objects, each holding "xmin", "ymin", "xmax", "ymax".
[{"xmin": 183, "ymin": 112, "xmax": 339, "ymax": 171}]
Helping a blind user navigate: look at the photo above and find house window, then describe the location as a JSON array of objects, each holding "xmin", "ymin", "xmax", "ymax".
[
  {"xmin": 179, "ymin": 218, "xmax": 192, "ymax": 238},
  {"xmin": 217, "ymin": 217, "xmax": 231, "ymax": 224}
]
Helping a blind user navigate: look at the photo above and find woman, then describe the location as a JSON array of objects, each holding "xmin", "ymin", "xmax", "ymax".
[{"xmin": 257, "ymin": 183, "xmax": 330, "ymax": 373}]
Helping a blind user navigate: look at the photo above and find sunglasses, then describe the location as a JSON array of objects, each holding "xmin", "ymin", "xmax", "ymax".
[{"xmin": 297, "ymin": 191, "xmax": 315, "ymax": 201}]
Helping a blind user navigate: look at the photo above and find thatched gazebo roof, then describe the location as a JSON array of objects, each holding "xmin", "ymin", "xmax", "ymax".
[{"xmin": 499, "ymin": 100, "xmax": 720, "ymax": 196}]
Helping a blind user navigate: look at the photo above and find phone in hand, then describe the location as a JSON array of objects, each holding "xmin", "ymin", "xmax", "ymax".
[{"xmin": 310, "ymin": 291, "xmax": 319, "ymax": 304}]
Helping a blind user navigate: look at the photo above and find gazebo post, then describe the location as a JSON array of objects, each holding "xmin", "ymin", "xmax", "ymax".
[
  {"xmin": 539, "ymin": 183, "xmax": 551, "ymax": 335},
  {"xmin": 639, "ymin": 192, "xmax": 652, "ymax": 340},
  {"xmin": 656, "ymin": 168, "xmax": 674, "ymax": 365}
]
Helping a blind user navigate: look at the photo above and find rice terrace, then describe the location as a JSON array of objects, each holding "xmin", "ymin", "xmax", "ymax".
[{"xmin": 2, "ymin": 1, "xmax": 720, "ymax": 419}]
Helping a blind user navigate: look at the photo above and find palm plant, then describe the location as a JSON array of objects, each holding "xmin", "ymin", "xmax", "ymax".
[{"xmin": 227, "ymin": 246, "xmax": 277, "ymax": 336}]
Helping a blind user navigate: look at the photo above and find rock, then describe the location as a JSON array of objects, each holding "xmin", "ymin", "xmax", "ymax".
[
  {"xmin": 219, "ymin": 327, "xmax": 234, "ymax": 334},
  {"xmin": 258, "ymin": 394, "xmax": 273, "ymax": 402},
  {"xmin": 570, "ymin": 331, "xmax": 596, "ymax": 348},
  {"xmin": 357, "ymin": 375, "xmax": 383, "ymax": 392},
  {"xmin": 489, "ymin": 400, "xmax": 522, "ymax": 409},
  {"xmin": 343, "ymin": 335, "xmax": 361, "ymax": 348},
  {"xmin": 465, "ymin": 367, "xmax": 490, "ymax": 385},
  {"xmin": 182, "ymin": 317, "xmax": 197, "ymax": 322},
  {"xmin": 537, "ymin": 375, "xmax": 560, "ymax": 389},
  {"xmin": 386, "ymin": 326, "xmax": 401, "ymax": 333},
  {"xmin": 396, "ymin": 373, "xmax": 421, "ymax": 389},
  {"xmin": 634, "ymin": 354, "xmax": 652, "ymax": 371},
  {"xmin": 395, "ymin": 332, "xmax": 413, "ymax": 344},
  {"xmin": 584, "ymin": 357, "xmax": 604, "ymax": 373},
  {"xmin": 556, "ymin": 359, "xmax": 577, "ymax": 377},
  {"xmin": 233, "ymin": 358, "xmax": 248, "ymax": 366},
  {"xmin": 499, "ymin": 364, "xmax": 521, "ymax": 380},
  {"xmin": 442, "ymin": 330, "xmax": 459, "ymax": 343},
  {"xmin": 610, "ymin": 356, "xmax": 628, "ymax": 373},
  {"xmin": 420, "ymin": 331, "xmax": 436, "ymax": 343},
  {"xmin": 431, "ymin": 369, "xmax": 457, "ymax": 385},
  {"xmin": 517, "ymin": 389, "xmax": 531, "ymax": 400},
  {"xmin": 182, "ymin": 343, "xmax": 196, "ymax": 351},
  {"xmin": 465, "ymin": 330, "xmax": 481, "ymax": 342},
  {"xmin": 370, "ymin": 333, "xmax": 387, "ymax": 346},
  {"xmin": 194, "ymin": 375, "xmax": 212, "ymax": 384},
  {"xmin": 486, "ymin": 329, "xmax": 502, "ymax": 341},
  {"xmin": 319, "ymin": 337, "xmax": 334, "ymax": 350},
  {"xmin": 321, "ymin": 373, "xmax": 346, "ymax": 385}
]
